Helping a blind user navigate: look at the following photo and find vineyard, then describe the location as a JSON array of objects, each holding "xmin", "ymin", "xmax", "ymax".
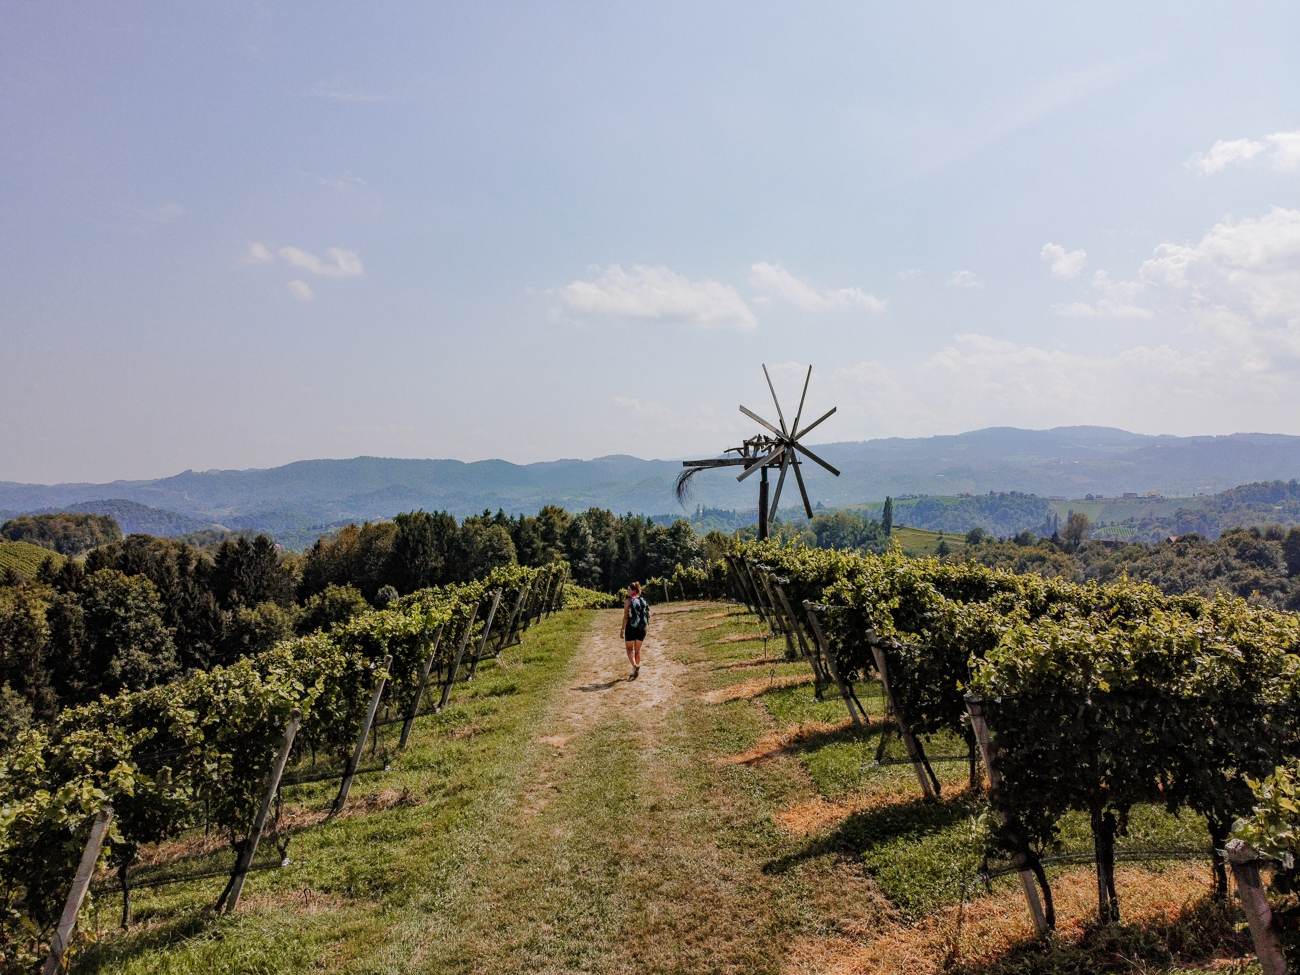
[
  {"xmin": 0, "ymin": 541, "xmax": 65, "ymax": 580},
  {"xmin": 720, "ymin": 540, "xmax": 1300, "ymax": 970},
  {"xmin": 6, "ymin": 540, "xmax": 1300, "ymax": 973},
  {"xmin": 0, "ymin": 561, "xmax": 569, "ymax": 970}
]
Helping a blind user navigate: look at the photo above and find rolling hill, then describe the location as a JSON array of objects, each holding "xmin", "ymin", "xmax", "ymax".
[{"xmin": 3, "ymin": 426, "xmax": 1300, "ymax": 547}]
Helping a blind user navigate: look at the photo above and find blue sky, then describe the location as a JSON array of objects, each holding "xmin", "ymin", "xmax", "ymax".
[{"xmin": 2, "ymin": 2, "xmax": 1298, "ymax": 483}]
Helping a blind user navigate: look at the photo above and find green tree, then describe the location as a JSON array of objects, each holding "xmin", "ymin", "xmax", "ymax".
[
  {"xmin": 220, "ymin": 601, "xmax": 296, "ymax": 661},
  {"xmin": 457, "ymin": 522, "xmax": 518, "ymax": 579},
  {"xmin": 213, "ymin": 535, "xmax": 295, "ymax": 608},
  {"xmin": 1284, "ymin": 528, "xmax": 1300, "ymax": 577},
  {"xmin": 0, "ymin": 587, "xmax": 57, "ymax": 721},
  {"xmin": 882, "ymin": 496, "xmax": 894, "ymax": 536},
  {"xmin": 297, "ymin": 583, "xmax": 370, "ymax": 634},
  {"xmin": 1, "ymin": 512, "xmax": 121, "ymax": 555},
  {"xmin": 389, "ymin": 510, "xmax": 457, "ymax": 593},
  {"xmin": 1062, "ymin": 511, "xmax": 1091, "ymax": 551},
  {"xmin": 66, "ymin": 569, "xmax": 178, "ymax": 700}
]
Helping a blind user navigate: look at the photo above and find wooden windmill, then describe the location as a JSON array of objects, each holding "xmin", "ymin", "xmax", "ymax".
[{"xmin": 677, "ymin": 365, "xmax": 840, "ymax": 539}]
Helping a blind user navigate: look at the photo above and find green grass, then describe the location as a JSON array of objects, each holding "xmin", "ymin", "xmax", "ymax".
[
  {"xmin": 68, "ymin": 600, "xmax": 1258, "ymax": 975},
  {"xmin": 891, "ymin": 525, "xmax": 968, "ymax": 556},
  {"xmin": 0, "ymin": 539, "xmax": 64, "ymax": 577},
  {"xmin": 74, "ymin": 610, "xmax": 594, "ymax": 975}
]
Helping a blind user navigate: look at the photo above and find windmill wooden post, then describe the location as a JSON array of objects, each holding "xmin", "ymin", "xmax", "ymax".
[{"xmin": 677, "ymin": 365, "xmax": 840, "ymax": 539}]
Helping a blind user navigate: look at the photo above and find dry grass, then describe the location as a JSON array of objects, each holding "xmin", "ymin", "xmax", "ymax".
[
  {"xmin": 776, "ymin": 783, "xmax": 972, "ymax": 837},
  {"xmin": 781, "ymin": 863, "xmax": 1236, "ymax": 975},
  {"xmin": 237, "ymin": 886, "xmax": 355, "ymax": 917},
  {"xmin": 716, "ymin": 631, "xmax": 772, "ymax": 644},
  {"xmin": 709, "ymin": 655, "xmax": 788, "ymax": 672},
  {"xmin": 717, "ymin": 719, "xmax": 855, "ymax": 767},
  {"xmin": 703, "ymin": 672, "xmax": 815, "ymax": 704}
]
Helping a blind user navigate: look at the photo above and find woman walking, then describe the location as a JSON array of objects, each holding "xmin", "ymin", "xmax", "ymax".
[{"xmin": 622, "ymin": 582, "xmax": 650, "ymax": 680}]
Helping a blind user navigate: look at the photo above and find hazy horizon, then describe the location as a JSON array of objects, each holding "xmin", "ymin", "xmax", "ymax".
[
  {"xmin": 6, "ymin": 422, "xmax": 1300, "ymax": 489},
  {"xmin": 4, "ymin": 3, "xmax": 1299, "ymax": 483}
]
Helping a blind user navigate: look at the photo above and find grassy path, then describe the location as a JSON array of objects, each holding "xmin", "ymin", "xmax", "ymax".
[{"xmin": 76, "ymin": 602, "xmax": 1260, "ymax": 974}]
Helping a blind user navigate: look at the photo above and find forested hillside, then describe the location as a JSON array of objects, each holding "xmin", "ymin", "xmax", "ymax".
[{"xmin": 7, "ymin": 428, "xmax": 1300, "ymax": 544}]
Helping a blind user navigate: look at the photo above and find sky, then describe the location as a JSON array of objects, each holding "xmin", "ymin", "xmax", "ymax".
[{"xmin": 2, "ymin": 2, "xmax": 1299, "ymax": 484}]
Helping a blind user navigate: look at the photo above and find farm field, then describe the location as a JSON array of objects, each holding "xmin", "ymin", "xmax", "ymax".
[
  {"xmin": 0, "ymin": 540, "xmax": 64, "ymax": 578},
  {"xmin": 74, "ymin": 598, "xmax": 1261, "ymax": 975},
  {"xmin": 889, "ymin": 525, "xmax": 967, "ymax": 556}
]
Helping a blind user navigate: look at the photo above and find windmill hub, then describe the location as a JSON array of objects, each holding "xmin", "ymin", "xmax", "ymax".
[{"xmin": 677, "ymin": 365, "xmax": 841, "ymax": 540}]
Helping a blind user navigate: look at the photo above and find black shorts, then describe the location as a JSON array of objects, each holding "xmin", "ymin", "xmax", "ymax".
[{"xmin": 625, "ymin": 625, "xmax": 646, "ymax": 642}]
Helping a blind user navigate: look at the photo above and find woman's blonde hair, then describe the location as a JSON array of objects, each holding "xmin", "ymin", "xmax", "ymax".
[{"xmin": 629, "ymin": 581, "xmax": 641, "ymax": 595}]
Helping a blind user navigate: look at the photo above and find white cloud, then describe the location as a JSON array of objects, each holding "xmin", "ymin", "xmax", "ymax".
[
  {"xmin": 277, "ymin": 245, "xmax": 364, "ymax": 278},
  {"xmin": 1188, "ymin": 131, "xmax": 1300, "ymax": 174},
  {"xmin": 1054, "ymin": 270, "xmax": 1152, "ymax": 319},
  {"xmin": 1139, "ymin": 207, "xmax": 1300, "ymax": 344},
  {"xmin": 1040, "ymin": 242, "xmax": 1088, "ymax": 279},
  {"xmin": 1189, "ymin": 138, "xmax": 1266, "ymax": 175},
  {"xmin": 246, "ymin": 241, "xmax": 274, "ymax": 264},
  {"xmin": 1270, "ymin": 131, "xmax": 1300, "ymax": 170},
  {"xmin": 748, "ymin": 262, "xmax": 885, "ymax": 313},
  {"xmin": 287, "ymin": 280, "xmax": 315, "ymax": 302},
  {"xmin": 896, "ymin": 268, "xmax": 922, "ymax": 281},
  {"xmin": 552, "ymin": 264, "xmax": 756, "ymax": 328},
  {"xmin": 948, "ymin": 270, "xmax": 983, "ymax": 289},
  {"xmin": 814, "ymin": 333, "xmax": 1285, "ymax": 442}
]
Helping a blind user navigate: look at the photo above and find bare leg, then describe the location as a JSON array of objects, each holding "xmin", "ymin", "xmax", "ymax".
[
  {"xmin": 633, "ymin": 639, "xmax": 644, "ymax": 667},
  {"xmin": 625, "ymin": 640, "xmax": 637, "ymax": 675}
]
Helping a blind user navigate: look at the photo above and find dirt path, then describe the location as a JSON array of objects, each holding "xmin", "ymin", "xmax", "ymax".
[{"xmin": 436, "ymin": 604, "xmax": 817, "ymax": 975}]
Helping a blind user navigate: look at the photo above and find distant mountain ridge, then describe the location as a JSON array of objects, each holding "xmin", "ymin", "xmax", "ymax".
[{"xmin": 5, "ymin": 427, "xmax": 1300, "ymax": 547}]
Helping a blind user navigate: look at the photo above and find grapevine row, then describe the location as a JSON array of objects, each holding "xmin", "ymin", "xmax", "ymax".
[
  {"xmin": 727, "ymin": 539, "xmax": 1300, "ymax": 933},
  {"xmin": 0, "ymin": 561, "xmax": 569, "ymax": 968}
]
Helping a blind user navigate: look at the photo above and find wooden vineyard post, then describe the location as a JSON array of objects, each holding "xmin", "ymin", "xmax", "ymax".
[
  {"xmin": 535, "ymin": 575, "xmax": 550, "ymax": 622},
  {"xmin": 966, "ymin": 697, "xmax": 1050, "ymax": 936},
  {"xmin": 741, "ymin": 560, "xmax": 770, "ymax": 626},
  {"xmin": 765, "ymin": 577, "xmax": 799, "ymax": 659},
  {"xmin": 547, "ymin": 566, "xmax": 567, "ymax": 616},
  {"xmin": 466, "ymin": 589, "xmax": 503, "ymax": 681},
  {"xmin": 870, "ymin": 642, "xmax": 939, "ymax": 799},
  {"xmin": 332, "ymin": 656, "xmax": 393, "ymax": 816},
  {"xmin": 803, "ymin": 602, "xmax": 868, "ymax": 728},
  {"xmin": 773, "ymin": 583, "xmax": 826, "ymax": 695},
  {"xmin": 734, "ymin": 556, "xmax": 764, "ymax": 618},
  {"xmin": 758, "ymin": 571, "xmax": 784, "ymax": 637},
  {"xmin": 724, "ymin": 556, "xmax": 751, "ymax": 609},
  {"xmin": 399, "ymin": 625, "xmax": 445, "ymax": 750},
  {"xmin": 748, "ymin": 564, "xmax": 777, "ymax": 632},
  {"xmin": 1225, "ymin": 839, "xmax": 1288, "ymax": 975},
  {"xmin": 42, "ymin": 807, "xmax": 113, "ymax": 975},
  {"xmin": 496, "ymin": 581, "xmax": 531, "ymax": 653},
  {"xmin": 220, "ymin": 709, "xmax": 301, "ymax": 913},
  {"xmin": 663, "ymin": 580, "xmax": 671, "ymax": 604},
  {"xmin": 723, "ymin": 556, "xmax": 747, "ymax": 608},
  {"xmin": 438, "ymin": 603, "xmax": 481, "ymax": 710}
]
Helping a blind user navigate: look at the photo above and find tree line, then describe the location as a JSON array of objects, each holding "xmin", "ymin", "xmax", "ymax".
[{"xmin": 0, "ymin": 506, "xmax": 709, "ymax": 738}]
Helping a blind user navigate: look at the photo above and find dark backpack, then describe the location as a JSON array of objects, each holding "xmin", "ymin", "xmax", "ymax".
[{"xmin": 628, "ymin": 596, "xmax": 649, "ymax": 629}]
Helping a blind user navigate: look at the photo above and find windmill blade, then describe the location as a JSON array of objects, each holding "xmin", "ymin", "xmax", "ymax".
[
  {"xmin": 737, "ymin": 444, "xmax": 785, "ymax": 482},
  {"xmin": 792, "ymin": 441, "xmax": 841, "ymax": 477},
  {"xmin": 789, "ymin": 365, "xmax": 812, "ymax": 439},
  {"xmin": 739, "ymin": 404, "xmax": 784, "ymax": 439},
  {"xmin": 794, "ymin": 406, "xmax": 837, "ymax": 440},
  {"xmin": 791, "ymin": 455, "xmax": 815, "ymax": 518},
  {"xmin": 681, "ymin": 457, "xmax": 748, "ymax": 469},
  {"xmin": 762, "ymin": 363, "xmax": 789, "ymax": 435},
  {"xmin": 768, "ymin": 452, "xmax": 790, "ymax": 523}
]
